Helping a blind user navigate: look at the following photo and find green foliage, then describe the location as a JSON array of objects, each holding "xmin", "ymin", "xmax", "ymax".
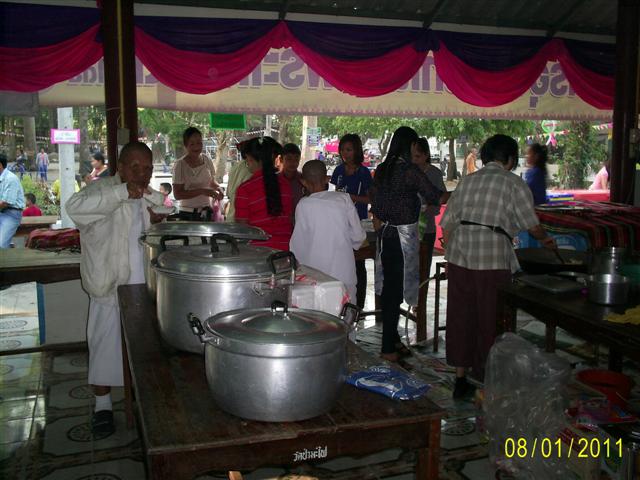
[
  {"xmin": 21, "ymin": 176, "xmax": 59, "ymax": 216},
  {"xmin": 557, "ymin": 121, "xmax": 607, "ymax": 189},
  {"xmin": 137, "ymin": 109, "xmax": 210, "ymax": 157}
]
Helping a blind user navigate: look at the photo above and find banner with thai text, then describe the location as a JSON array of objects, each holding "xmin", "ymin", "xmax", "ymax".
[{"xmin": 38, "ymin": 49, "xmax": 611, "ymax": 121}]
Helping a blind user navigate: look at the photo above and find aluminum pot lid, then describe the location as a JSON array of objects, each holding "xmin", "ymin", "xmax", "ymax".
[
  {"xmin": 204, "ymin": 302, "xmax": 346, "ymax": 349},
  {"xmin": 155, "ymin": 236, "xmax": 295, "ymax": 278},
  {"xmin": 143, "ymin": 222, "xmax": 269, "ymax": 242}
]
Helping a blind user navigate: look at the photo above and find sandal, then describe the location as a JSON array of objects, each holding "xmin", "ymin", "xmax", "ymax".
[
  {"xmin": 380, "ymin": 353, "xmax": 414, "ymax": 371},
  {"xmin": 395, "ymin": 342, "xmax": 413, "ymax": 358}
]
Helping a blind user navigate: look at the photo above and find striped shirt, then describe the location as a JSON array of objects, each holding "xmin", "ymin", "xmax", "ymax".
[
  {"xmin": 235, "ymin": 171, "xmax": 293, "ymax": 251},
  {"xmin": 440, "ymin": 162, "xmax": 539, "ymax": 273}
]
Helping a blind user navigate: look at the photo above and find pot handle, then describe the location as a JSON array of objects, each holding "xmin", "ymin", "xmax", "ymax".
[
  {"xmin": 268, "ymin": 251, "xmax": 298, "ymax": 274},
  {"xmin": 340, "ymin": 303, "xmax": 361, "ymax": 329},
  {"xmin": 210, "ymin": 233, "xmax": 240, "ymax": 255},
  {"xmin": 159, "ymin": 235, "xmax": 189, "ymax": 252},
  {"xmin": 271, "ymin": 301, "xmax": 289, "ymax": 316}
]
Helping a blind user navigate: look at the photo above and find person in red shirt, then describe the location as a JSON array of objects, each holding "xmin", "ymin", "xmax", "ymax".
[
  {"xmin": 235, "ymin": 137, "xmax": 293, "ymax": 251},
  {"xmin": 23, "ymin": 193, "xmax": 42, "ymax": 217}
]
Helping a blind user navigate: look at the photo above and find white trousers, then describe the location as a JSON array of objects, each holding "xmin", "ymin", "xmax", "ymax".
[{"xmin": 87, "ymin": 294, "xmax": 123, "ymax": 387}]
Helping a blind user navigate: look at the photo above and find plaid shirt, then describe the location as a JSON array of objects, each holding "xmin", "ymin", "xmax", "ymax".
[{"xmin": 440, "ymin": 162, "xmax": 539, "ymax": 272}]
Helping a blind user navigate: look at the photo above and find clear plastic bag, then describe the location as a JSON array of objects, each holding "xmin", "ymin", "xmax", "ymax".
[{"xmin": 484, "ymin": 333, "xmax": 573, "ymax": 478}]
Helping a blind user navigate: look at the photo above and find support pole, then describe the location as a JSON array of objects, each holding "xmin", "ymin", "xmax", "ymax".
[
  {"xmin": 57, "ymin": 107, "xmax": 76, "ymax": 228},
  {"xmin": 301, "ymin": 115, "xmax": 318, "ymax": 166},
  {"xmin": 100, "ymin": 0, "xmax": 138, "ymax": 174},
  {"xmin": 610, "ymin": 0, "xmax": 639, "ymax": 204}
]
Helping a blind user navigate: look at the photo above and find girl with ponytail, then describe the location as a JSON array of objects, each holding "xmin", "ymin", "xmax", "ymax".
[{"xmin": 235, "ymin": 137, "xmax": 293, "ymax": 250}]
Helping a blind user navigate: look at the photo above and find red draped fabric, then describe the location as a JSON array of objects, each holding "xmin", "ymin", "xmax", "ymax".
[{"xmin": 0, "ymin": 25, "xmax": 102, "ymax": 92}]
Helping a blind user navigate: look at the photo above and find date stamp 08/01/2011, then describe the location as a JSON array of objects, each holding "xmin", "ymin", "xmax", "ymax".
[{"xmin": 504, "ymin": 437, "xmax": 623, "ymax": 460}]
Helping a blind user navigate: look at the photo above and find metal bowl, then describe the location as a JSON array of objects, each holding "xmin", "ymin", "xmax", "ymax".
[{"xmin": 586, "ymin": 274, "xmax": 631, "ymax": 305}]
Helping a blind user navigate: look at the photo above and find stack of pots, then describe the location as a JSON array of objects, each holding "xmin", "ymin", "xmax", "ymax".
[
  {"xmin": 140, "ymin": 221, "xmax": 269, "ymax": 301},
  {"xmin": 152, "ymin": 234, "xmax": 298, "ymax": 354}
]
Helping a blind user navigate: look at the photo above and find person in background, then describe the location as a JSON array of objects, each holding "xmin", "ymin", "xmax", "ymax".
[
  {"xmin": 52, "ymin": 177, "xmax": 80, "ymax": 201},
  {"xmin": 524, "ymin": 143, "xmax": 548, "ymax": 205},
  {"xmin": 235, "ymin": 137, "xmax": 292, "ymax": 250},
  {"xmin": 225, "ymin": 154, "xmax": 252, "ymax": 222},
  {"xmin": 80, "ymin": 152, "xmax": 94, "ymax": 185},
  {"xmin": 370, "ymin": 127, "xmax": 441, "ymax": 368},
  {"xmin": 172, "ymin": 127, "xmax": 223, "ymax": 221},
  {"xmin": 15, "ymin": 149, "xmax": 27, "ymax": 179},
  {"xmin": 23, "ymin": 193, "xmax": 42, "ymax": 217},
  {"xmin": 330, "ymin": 134, "xmax": 372, "ymax": 309},
  {"xmin": 159, "ymin": 182, "xmax": 173, "ymax": 208},
  {"xmin": 36, "ymin": 148, "xmax": 49, "ymax": 182},
  {"xmin": 464, "ymin": 147, "xmax": 478, "ymax": 175},
  {"xmin": 441, "ymin": 134, "xmax": 556, "ymax": 399},
  {"xmin": 89, "ymin": 152, "xmax": 110, "ymax": 182},
  {"xmin": 589, "ymin": 160, "xmax": 610, "ymax": 190},
  {"xmin": 0, "ymin": 153, "xmax": 25, "ymax": 248},
  {"xmin": 280, "ymin": 143, "xmax": 304, "ymax": 214},
  {"xmin": 411, "ymin": 138, "xmax": 448, "ymax": 286},
  {"xmin": 290, "ymin": 160, "xmax": 366, "ymax": 304},
  {"xmin": 66, "ymin": 142, "xmax": 166, "ymax": 436}
]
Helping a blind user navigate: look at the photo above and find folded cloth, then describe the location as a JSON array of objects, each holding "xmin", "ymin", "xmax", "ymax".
[
  {"xmin": 346, "ymin": 365, "xmax": 430, "ymax": 400},
  {"xmin": 605, "ymin": 305, "xmax": 640, "ymax": 325}
]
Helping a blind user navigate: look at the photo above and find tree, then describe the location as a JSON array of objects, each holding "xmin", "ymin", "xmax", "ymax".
[
  {"xmin": 78, "ymin": 107, "xmax": 90, "ymax": 169},
  {"xmin": 137, "ymin": 109, "xmax": 209, "ymax": 158},
  {"xmin": 557, "ymin": 121, "xmax": 606, "ymax": 189}
]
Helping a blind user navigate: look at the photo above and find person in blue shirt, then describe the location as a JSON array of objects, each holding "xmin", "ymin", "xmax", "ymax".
[
  {"xmin": 0, "ymin": 153, "xmax": 26, "ymax": 248},
  {"xmin": 524, "ymin": 143, "xmax": 548, "ymax": 205},
  {"xmin": 330, "ymin": 134, "xmax": 372, "ymax": 309}
]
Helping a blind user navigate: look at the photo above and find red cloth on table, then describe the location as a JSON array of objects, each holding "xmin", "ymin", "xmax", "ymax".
[
  {"xmin": 535, "ymin": 201, "xmax": 640, "ymax": 250},
  {"xmin": 26, "ymin": 228, "xmax": 80, "ymax": 250}
]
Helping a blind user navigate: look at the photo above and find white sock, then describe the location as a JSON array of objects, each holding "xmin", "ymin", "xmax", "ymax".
[{"xmin": 95, "ymin": 393, "xmax": 112, "ymax": 412}]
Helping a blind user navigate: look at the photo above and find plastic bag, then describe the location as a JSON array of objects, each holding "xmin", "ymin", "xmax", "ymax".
[
  {"xmin": 484, "ymin": 333, "xmax": 573, "ymax": 478},
  {"xmin": 346, "ymin": 365, "xmax": 430, "ymax": 400}
]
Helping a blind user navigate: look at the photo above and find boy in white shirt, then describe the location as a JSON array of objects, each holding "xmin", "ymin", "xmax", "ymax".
[{"xmin": 290, "ymin": 160, "xmax": 366, "ymax": 303}]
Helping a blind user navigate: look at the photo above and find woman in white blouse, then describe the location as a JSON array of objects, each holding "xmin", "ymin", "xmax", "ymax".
[{"xmin": 172, "ymin": 127, "xmax": 223, "ymax": 220}]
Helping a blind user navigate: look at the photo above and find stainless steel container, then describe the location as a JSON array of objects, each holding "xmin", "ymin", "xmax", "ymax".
[
  {"xmin": 587, "ymin": 274, "xmax": 631, "ymax": 305},
  {"xmin": 153, "ymin": 234, "xmax": 296, "ymax": 354},
  {"xmin": 189, "ymin": 301, "xmax": 359, "ymax": 422},
  {"xmin": 590, "ymin": 247, "xmax": 629, "ymax": 275},
  {"xmin": 140, "ymin": 222, "xmax": 269, "ymax": 301}
]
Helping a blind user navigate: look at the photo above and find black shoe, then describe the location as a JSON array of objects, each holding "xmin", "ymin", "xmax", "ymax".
[
  {"xmin": 91, "ymin": 410, "xmax": 115, "ymax": 438},
  {"xmin": 453, "ymin": 377, "xmax": 476, "ymax": 400}
]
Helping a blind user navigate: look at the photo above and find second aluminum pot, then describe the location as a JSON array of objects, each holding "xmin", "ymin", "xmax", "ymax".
[
  {"xmin": 189, "ymin": 301, "xmax": 359, "ymax": 422},
  {"xmin": 153, "ymin": 234, "xmax": 296, "ymax": 354}
]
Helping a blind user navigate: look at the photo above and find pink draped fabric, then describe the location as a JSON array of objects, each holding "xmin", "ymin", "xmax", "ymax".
[
  {"xmin": 556, "ymin": 45, "xmax": 614, "ymax": 110},
  {"xmin": 286, "ymin": 30, "xmax": 428, "ymax": 97},
  {"xmin": 433, "ymin": 40, "xmax": 561, "ymax": 107},
  {"xmin": 134, "ymin": 23, "xmax": 288, "ymax": 94},
  {"xmin": 0, "ymin": 25, "xmax": 102, "ymax": 92}
]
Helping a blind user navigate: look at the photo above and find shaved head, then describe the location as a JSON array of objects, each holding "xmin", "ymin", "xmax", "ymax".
[
  {"xmin": 118, "ymin": 141, "xmax": 152, "ymax": 165},
  {"xmin": 302, "ymin": 160, "xmax": 327, "ymax": 184}
]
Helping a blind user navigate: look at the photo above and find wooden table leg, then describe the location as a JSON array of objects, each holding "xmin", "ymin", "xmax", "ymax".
[
  {"xmin": 608, "ymin": 350, "xmax": 623, "ymax": 372},
  {"xmin": 121, "ymin": 333, "xmax": 134, "ymax": 429},
  {"xmin": 433, "ymin": 263, "xmax": 442, "ymax": 352},
  {"xmin": 545, "ymin": 322, "xmax": 557, "ymax": 353},
  {"xmin": 417, "ymin": 242, "xmax": 428, "ymax": 343},
  {"xmin": 416, "ymin": 418, "xmax": 441, "ymax": 480}
]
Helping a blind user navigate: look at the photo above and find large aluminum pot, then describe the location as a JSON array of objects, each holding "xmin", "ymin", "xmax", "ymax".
[
  {"xmin": 140, "ymin": 222, "xmax": 268, "ymax": 301},
  {"xmin": 590, "ymin": 247, "xmax": 629, "ymax": 275},
  {"xmin": 189, "ymin": 301, "xmax": 359, "ymax": 422},
  {"xmin": 153, "ymin": 234, "xmax": 296, "ymax": 354},
  {"xmin": 587, "ymin": 274, "xmax": 631, "ymax": 305}
]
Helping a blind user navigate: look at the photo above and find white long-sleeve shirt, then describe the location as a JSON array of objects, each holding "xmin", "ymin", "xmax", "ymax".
[
  {"xmin": 65, "ymin": 173, "xmax": 164, "ymax": 298},
  {"xmin": 290, "ymin": 191, "xmax": 366, "ymax": 289}
]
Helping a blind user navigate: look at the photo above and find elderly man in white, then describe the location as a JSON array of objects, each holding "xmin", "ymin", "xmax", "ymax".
[{"xmin": 66, "ymin": 142, "xmax": 165, "ymax": 436}]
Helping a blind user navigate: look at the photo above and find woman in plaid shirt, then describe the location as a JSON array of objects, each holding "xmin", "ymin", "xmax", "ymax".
[{"xmin": 441, "ymin": 134, "xmax": 556, "ymax": 399}]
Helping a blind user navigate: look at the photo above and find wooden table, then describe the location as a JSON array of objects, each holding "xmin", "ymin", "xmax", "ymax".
[
  {"xmin": 118, "ymin": 285, "xmax": 444, "ymax": 479},
  {"xmin": 0, "ymin": 248, "xmax": 81, "ymax": 286},
  {"xmin": 15, "ymin": 215, "xmax": 59, "ymax": 237},
  {"xmin": 497, "ymin": 281, "xmax": 640, "ymax": 371}
]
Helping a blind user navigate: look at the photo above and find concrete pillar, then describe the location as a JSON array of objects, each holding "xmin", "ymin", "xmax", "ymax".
[
  {"xmin": 57, "ymin": 107, "xmax": 76, "ymax": 228},
  {"xmin": 301, "ymin": 115, "xmax": 318, "ymax": 165}
]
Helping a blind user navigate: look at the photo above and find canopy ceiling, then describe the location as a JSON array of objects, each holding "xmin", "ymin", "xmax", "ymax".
[{"xmin": 134, "ymin": 0, "xmax": 617, "ymax": 37}]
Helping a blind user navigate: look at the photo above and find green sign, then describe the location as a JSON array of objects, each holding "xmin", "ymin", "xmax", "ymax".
[{"xmin": 209, "ymin": 113, "xmax": 246, "ymax": 130}]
